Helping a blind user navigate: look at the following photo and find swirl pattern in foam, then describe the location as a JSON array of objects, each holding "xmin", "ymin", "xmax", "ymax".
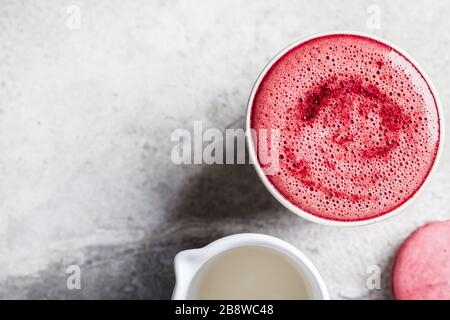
[{"xmin": 250, "ymin": 34, "xmax": 440, "ymax": 221}]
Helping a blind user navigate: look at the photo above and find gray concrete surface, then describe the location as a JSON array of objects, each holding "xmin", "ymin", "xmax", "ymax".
[{"xmin": 0, "ymin": 0, "xmax": 449, "ymax": 299}]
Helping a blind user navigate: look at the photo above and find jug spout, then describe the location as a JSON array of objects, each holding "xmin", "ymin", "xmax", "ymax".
[{"xmin": 172, "ymin": 249, "xmax": 204, "ymax": 299}]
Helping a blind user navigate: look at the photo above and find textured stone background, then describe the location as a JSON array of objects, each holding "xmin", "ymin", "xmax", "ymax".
[{"xmin": 0, "ymin": 0, "xmax": 449, "ymax": 299}]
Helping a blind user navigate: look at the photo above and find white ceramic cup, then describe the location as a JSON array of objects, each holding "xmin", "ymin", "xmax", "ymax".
[
  {"xmin": 245, "ymin": 31, "xmax": 444, "ymax": 227},
  {"xmin": 172, "ymin": 233, "xmax": 329, "ymax": 300}
]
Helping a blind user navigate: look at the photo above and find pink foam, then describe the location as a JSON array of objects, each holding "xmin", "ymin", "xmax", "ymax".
[
  {"xmin": 392, "ymin": 220, "xmax": 450, "ymax": 300},
  {"xmin": 250, "ymin": 34, "xmax": 440, "ymax": 221}
]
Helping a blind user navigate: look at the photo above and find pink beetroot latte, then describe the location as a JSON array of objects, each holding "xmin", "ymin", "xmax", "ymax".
[{"xmin": 250, "ymin": 34, "xmax": 440, "ymax": 222}]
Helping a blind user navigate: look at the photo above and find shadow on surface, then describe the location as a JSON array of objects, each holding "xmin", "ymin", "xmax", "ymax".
[
  {"xmin": 135, "ymin": 162, "xmax": 283, "ymax": 299},
  {"xmin": 0, "ymin": 161, "xmax": 283, "ymax": 299}
]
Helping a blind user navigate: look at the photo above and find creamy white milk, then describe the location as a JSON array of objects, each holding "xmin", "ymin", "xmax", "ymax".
[{"xmin": 188, "ymin": 246, "xmax": 312, "ymax": 300}]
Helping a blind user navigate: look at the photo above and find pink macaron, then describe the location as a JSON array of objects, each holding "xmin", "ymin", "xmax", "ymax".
[{"xmin": 392, "ymin": 220, "xmax": 450, "ymax": 300}]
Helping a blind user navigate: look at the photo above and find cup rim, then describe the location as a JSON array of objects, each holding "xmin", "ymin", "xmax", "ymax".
[
  {"xmin": 173, "ymin": 233, "xmax": 329, "ymax": 300},
  {"xmin": 245, "ymin": 31, "xmax": 445, "ymax": 227}
]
